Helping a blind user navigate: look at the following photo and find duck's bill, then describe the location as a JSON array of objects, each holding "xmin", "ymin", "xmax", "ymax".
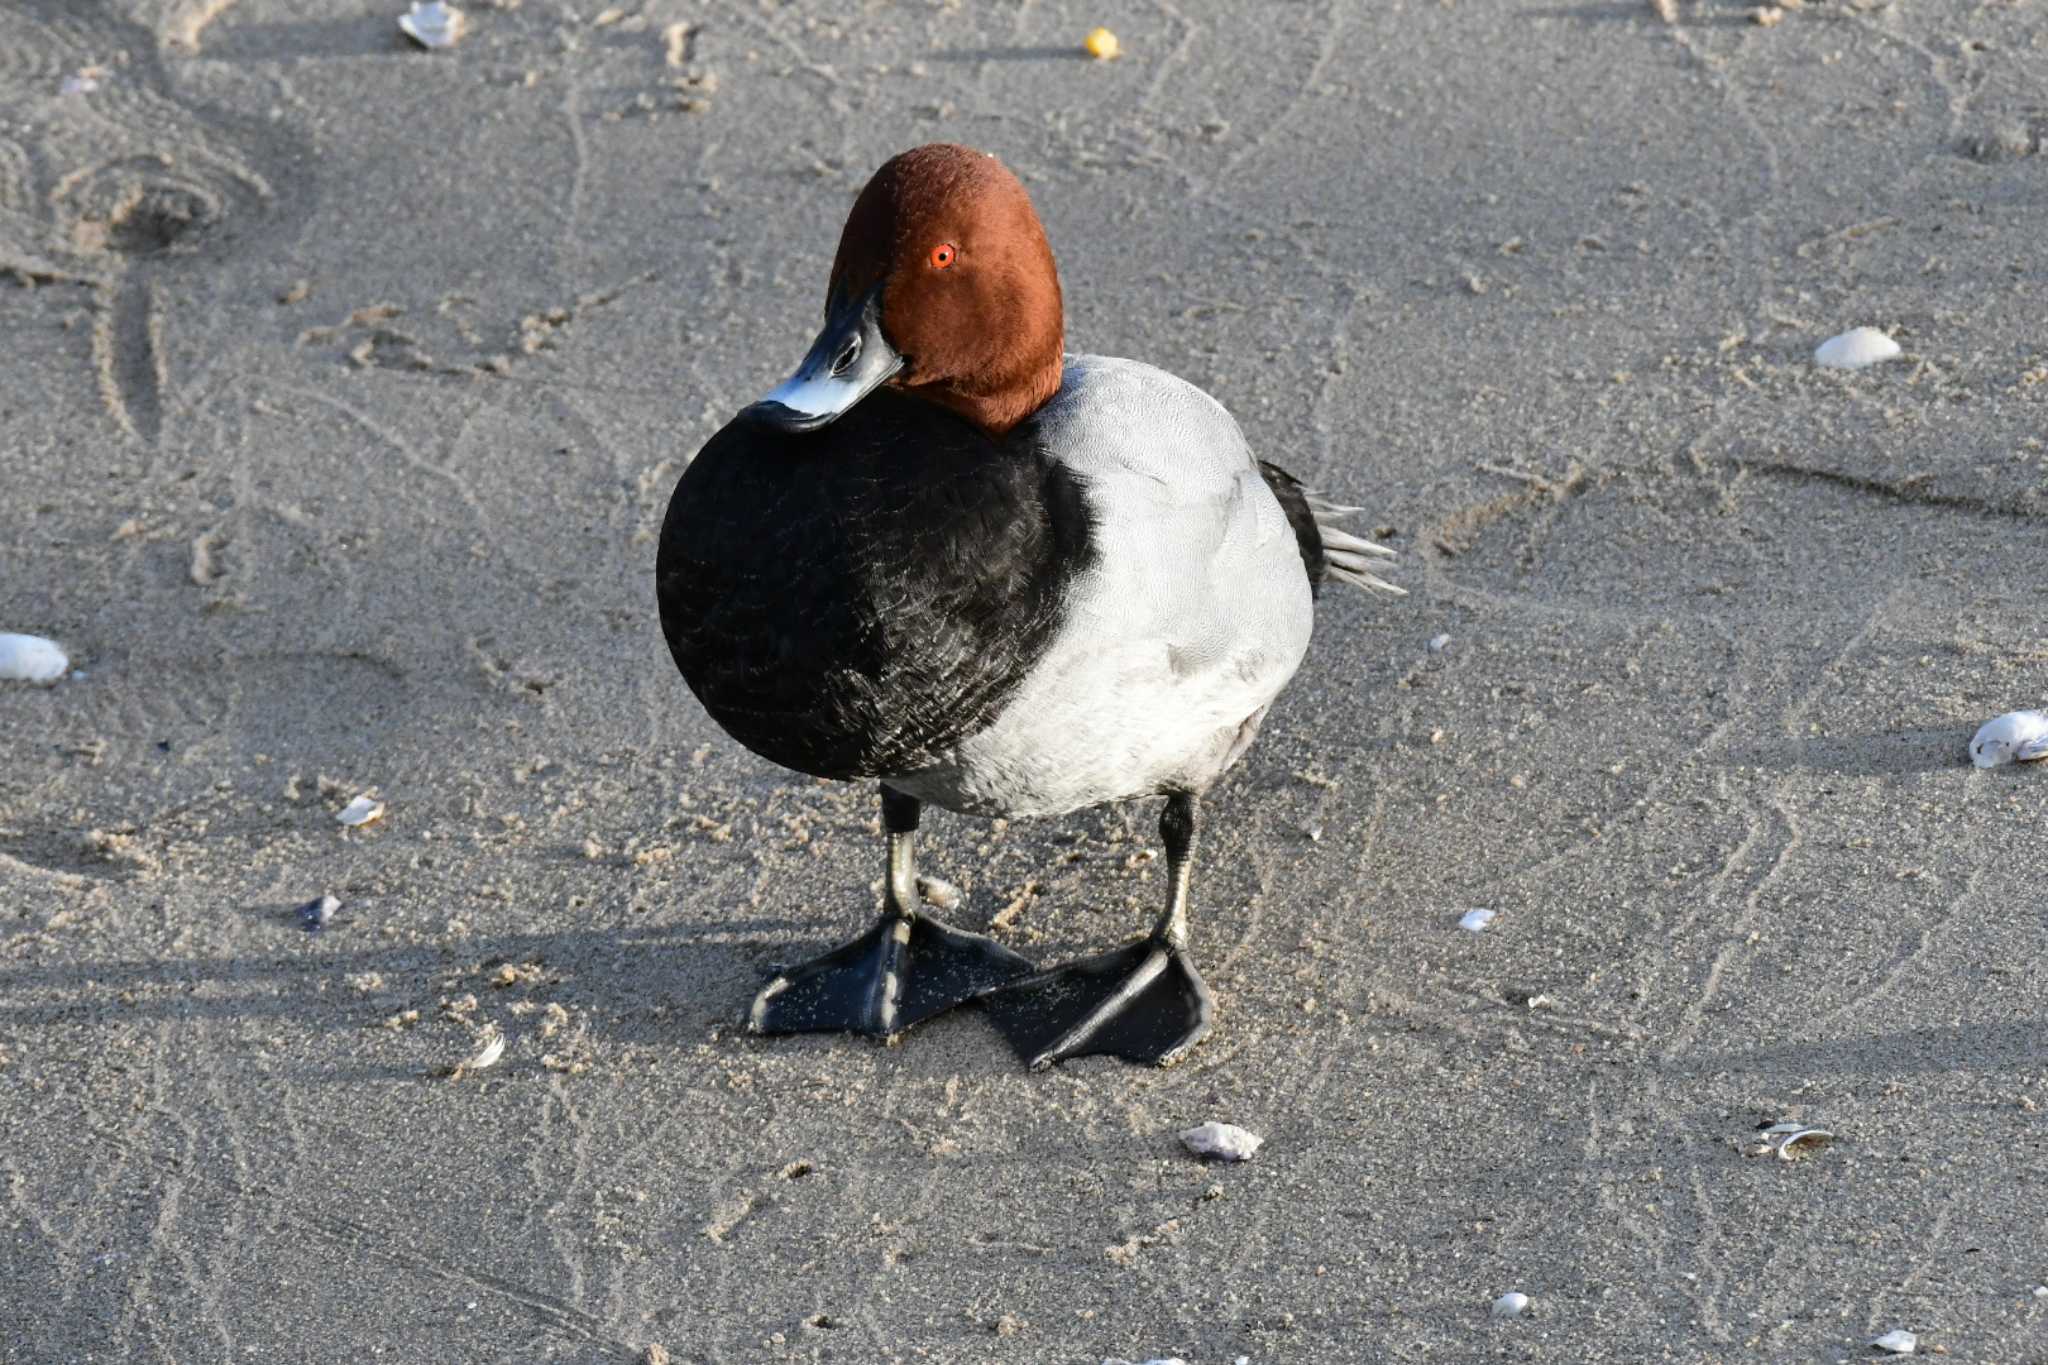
[{"xmin": 745, "ymin": 284, "xmax": 904, "ymax": 432}]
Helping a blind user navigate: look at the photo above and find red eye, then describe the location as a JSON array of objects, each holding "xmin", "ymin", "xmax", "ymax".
[{"xmin": 929, "ymin": 243, "xmax": 956, "ymax": 269}]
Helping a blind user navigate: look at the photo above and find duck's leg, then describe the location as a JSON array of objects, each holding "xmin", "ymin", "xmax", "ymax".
[
  {"xmin": 749, "ymin": 786, "xmax": 1035, "ymax": 1040},
  {"xmin": 986, "ymin": 793, "xmax": 1215, "ymax": 1070}
]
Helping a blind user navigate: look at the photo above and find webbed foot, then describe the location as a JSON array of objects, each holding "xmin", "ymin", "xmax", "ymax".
[
  {"xmin": 750, "ymin": 913, "xmax": 1034, "ymax": 1040},
  {"xmin": 984, "ymin": 936, "xmax": 1213, "ymax": 1070}
]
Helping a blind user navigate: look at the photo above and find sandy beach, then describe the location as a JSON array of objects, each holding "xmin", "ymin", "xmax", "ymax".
[{"xmin": 3, "ymin": 1, "xmax": 2045, "ymax": 1360}]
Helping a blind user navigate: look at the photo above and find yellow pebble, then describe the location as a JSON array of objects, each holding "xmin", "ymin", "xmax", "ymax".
[{"xmin": 1083, "ymin": 26, "xmax": 1120, "ymax": 60}]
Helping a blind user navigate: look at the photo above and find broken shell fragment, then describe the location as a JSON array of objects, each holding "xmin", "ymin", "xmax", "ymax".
[
  {"xmin": 1813, "ymin": 326, "xmax": 1901, "ymax": 370},
  {"xmin": 465, "ymin": 1030, "xmax": 505, "ymax": 1070},
  {"xmin": 916, "ymin": 874, "xmax": 963, "ymax": 912},
  {"xmin": 399, "ymin": 1, "xmax": 465, "ymax": 49},
  {"xmin": 0, "ymin": 633, "xmax": 69, "ymax": 684},
  {"xmin": 1459, "ymin": 908, "xmax": 1497, "ymax": 933},
  {"xmin": 336, "ymin": 795, "xmax": 386, "ymax": 827},
  {"xmin": 1870, "ymin": 1328, "xmax": 1916, "ymax": 1355},
  {"xmin": 1968, "ymin": 710, "xmax": 2048, "ymax": 769},
  {"xmin": 1771, "ymin": 1127, "xmax": 1834, "ymax": 1160},
  {"xmin": 299, "ymin": 894, "xmax": 339, "ymax": 932},
  {"xmin": 439, "ymin": 1028, "xmax": 505, "ymax": 1079},
  {"xmin": 1753, "ymin": 1121, "xmax": 1836, "ymax": 1160},
  {"xmin": 1491, "ymin": 1291, "xmax": 1531, "ymax": 1319},
  {"xmin": 1179, "ymin": 1121, "xmax": 1262, "ymax": 1162}
]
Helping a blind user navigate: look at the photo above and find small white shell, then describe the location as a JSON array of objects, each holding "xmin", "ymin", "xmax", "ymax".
[
  {"xmin": 336, "ymin": 795, "xmax": 386, "ymax": 827},
  {"xmin": 433, "ymin": 1025, "xmax": 507, "ymax": 1078},
  {"xmin": 0, "ymin": 633, "xmax": 69, "ymax": 684},
  {"xmin": 1491, "ymin": 1291, "xmax": 1530, "ymax": 1319},
  {"xmin": 398, "ymin": 1, "xmax": 465, "ymax": 48},
  {"xmin": 916, "ymin": 874, "xmax": 963, "ymax": 912},
  {"xmin": 1427, "ymin": 633, "xmax": 1452, "ymax": 653},
  {"xmin": 1753, "ymin": 1121, "xmax": 1836, "ymax": 1159},
  {"xmin": 1459, "ymin": 908, "xmax": 1497, "ymax": 933},
  {"xmin": 460, "ymin": 1030, "xmax": 505, "ymax": 1073},
  {"xmin": 1179, "ymin": 1121, "xmax": 1262, "ymax": 1162},
  {"xmin": 1813, "ymin": 326, "xmax": 1901, "ymax": 370},
  {"xmin": 1969, "ymin": 710, "xmax": 2048, "ymax": 768},
  {"xmin": 1870, "ymin": 1328, "xmax": 1916, "ymax": 1355}
]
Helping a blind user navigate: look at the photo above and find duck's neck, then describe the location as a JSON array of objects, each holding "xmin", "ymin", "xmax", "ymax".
[{"xmin": 913, "ymin": 352, "xmax": 1063, "ymax": 437}]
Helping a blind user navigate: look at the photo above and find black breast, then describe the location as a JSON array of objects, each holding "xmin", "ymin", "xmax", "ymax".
[{"xmin": 655, "ymin": 391, "xmax": 1092, "ymax": 780}]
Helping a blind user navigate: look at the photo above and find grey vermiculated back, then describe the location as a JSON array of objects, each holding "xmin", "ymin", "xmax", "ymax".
[{"xmin": 886, "ymin": 356, "xmax": 1315, "ymax": 818}]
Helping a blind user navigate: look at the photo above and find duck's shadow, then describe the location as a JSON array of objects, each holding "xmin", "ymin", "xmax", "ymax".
[{"xmin": 0, "ymin": 918, "xmax": 815, "ymax": 1073}]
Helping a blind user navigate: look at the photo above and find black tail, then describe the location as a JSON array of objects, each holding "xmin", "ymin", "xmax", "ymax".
[{"xmin": 1258, "ymin": 461, "xmax": 1405, "ymax": 598}]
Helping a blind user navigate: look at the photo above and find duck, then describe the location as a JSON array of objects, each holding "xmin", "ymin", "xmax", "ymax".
[{"xmin": 656, "ymin": 144, "xmax": 1402, "ymax": 1070}]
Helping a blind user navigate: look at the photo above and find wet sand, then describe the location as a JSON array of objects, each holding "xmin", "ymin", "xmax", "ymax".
[{"xmin": 3, "ymin": 1, "xmax": 2045, "ymax": 1361}]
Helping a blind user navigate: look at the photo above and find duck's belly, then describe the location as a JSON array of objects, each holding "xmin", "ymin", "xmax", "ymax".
[
  {"xmin": 887, "ymin": 579, "xmax": 1312, "ymax": 819},
  {"xmin": 888, "ymin": 646, "xmax": 1302, "ymax": 818}
]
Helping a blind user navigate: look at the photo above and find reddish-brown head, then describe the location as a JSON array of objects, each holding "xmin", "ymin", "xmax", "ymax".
[{"xmin": 826, "ymin": 145, "xmax": 1065, "ymax": 435}]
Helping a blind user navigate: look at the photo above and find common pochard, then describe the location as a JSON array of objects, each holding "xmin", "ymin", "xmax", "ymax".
[{"xmin": 657, "ymin": 144, "xmax": 1402, "ymax": 1070}]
